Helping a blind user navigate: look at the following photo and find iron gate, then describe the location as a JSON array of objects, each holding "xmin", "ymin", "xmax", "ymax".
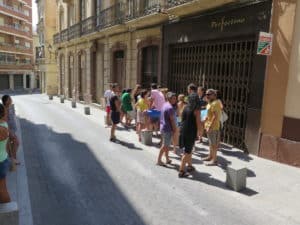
[{"xmin": 168, "ymin": 36, "xmax": 256, "ymax": 148}]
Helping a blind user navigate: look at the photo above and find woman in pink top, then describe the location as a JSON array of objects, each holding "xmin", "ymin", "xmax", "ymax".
[{"xmin": 150, "ymin": 83, "xmax": 166, "ymax": 111}]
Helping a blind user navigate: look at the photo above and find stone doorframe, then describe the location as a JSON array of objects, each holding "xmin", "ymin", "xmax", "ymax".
[
  {"xmin": 76, "ymin": 49, "xmax": 87, "ymax": 101},
  {"xmin": 58, "ymin": 52, "xmax": 65, "ymax": 96},
  {"xmin": 137, "ymin": 37, "xmax": 162, "ymax": 87},
  {"xmin": 67, "ymin": 51, "xmax": 75, "ymax": 99},
  {"xmin": 110, "ymin": 42, "xmax": 127, "ymax": 88}
]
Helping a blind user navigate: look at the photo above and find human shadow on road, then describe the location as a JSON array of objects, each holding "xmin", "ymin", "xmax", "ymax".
[
  {"xmin": 114, "ymin": 139, "xmax": 143, "ymax": 150},
  {"xmin": 19, "ymin": 118, "xmax": 146, "ymax": 225}
]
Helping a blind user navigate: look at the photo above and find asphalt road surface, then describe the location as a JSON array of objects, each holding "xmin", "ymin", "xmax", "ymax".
[{"xmin": 14, "ymin": 94, "xmax": 287, "ymax": 225}]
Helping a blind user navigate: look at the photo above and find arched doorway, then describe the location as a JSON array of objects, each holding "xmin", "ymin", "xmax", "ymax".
[
  {"xmin": 141, "ymin": 46, "xmax": 158, "ymax": 88},
  {"xmin": 68, "ymin": 54, "xmax": 74, "ymax": 98},
  {"xmin": 112, "ymin": 50, "xmax": 125, "ymax": 89}
]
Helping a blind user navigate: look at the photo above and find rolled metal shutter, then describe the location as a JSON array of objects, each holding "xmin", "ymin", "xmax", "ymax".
[{"xmin": 0, "ymin": 75, "xmax": 9, "ymax": 90}]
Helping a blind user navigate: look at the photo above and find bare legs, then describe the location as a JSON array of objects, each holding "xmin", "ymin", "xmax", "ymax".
[
  {"xmin": 0, "ymin": 178, "xmax": 10, "ymax": 203},
  {"xmin": 157, "ymin": 146, "xmax": 170, "ymax": 165},
  {"xmin": 110, "ymin": 123, "xmax": 116, "ymax": 140}
]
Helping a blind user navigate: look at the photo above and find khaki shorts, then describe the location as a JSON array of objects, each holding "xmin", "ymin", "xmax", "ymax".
[
  {"xmin": 137, "ymin": 110, "xmax": 145, "ymax": 124},
  {"xmin": 207, "ymin": 130, "xmax": 220, "ymax": 146}
]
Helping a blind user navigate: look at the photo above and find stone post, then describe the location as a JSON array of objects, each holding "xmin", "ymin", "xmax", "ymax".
[
  {"xmin": 23, "ymin": 74, "xmax": 27, "ymax": 89},
  {"xmin": 9, "ymin": 74, "xmax": 14, "ymax": 90}
]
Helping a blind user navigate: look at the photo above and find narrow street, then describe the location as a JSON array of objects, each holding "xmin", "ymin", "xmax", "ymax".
[{"xmin": 14, "ymin": 94, "xmax": 296, "ymax": 225}]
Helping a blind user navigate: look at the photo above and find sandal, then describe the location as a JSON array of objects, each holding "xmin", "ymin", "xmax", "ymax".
[
  {"xmin": 187, "ymin": 165, "xmax": 195, "ymax": 172},
  {"xmin": 156, "ymin": 162, "xmax": 166, "ymax": 167},
  {"xmin": 178, "ymin": 171, "xmax": 189, "ymax": 178},
  {"xmin": 166, "ymin": 160, "xmax": 172, "ymax": 165},
  {"xmin": 202, "ymin": 156, "xmax": 212, "ymax": 161},
  {"xmin": 205, "ymin": 161, "xmax": 217, "ymax": 166}
]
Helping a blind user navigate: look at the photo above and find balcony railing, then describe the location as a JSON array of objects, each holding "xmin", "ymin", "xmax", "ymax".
[
  {"xmin": 125, "ymin": 0, "xmax": 161, "ymax": 21},
  {"xmin": 0, "ymin": 42, "xmax": 32, "ymax": 53},
  {"xmin": 81, "ymin": 16, "xmax": 96, "ymax": 35},
  {"xmin": 0, "ymin": 2, "xmax": 28, "ymax": 17},
  {"xmin": 165, "ymin": 0, "xmax": 194, "ymax": 8},
  {"xmin": 96, "ymin": 3, "xmax": 124, "ymax": 29},
  {"xmin": 53, "ymin": 0, "xmax": 194, "ymax": 45}
]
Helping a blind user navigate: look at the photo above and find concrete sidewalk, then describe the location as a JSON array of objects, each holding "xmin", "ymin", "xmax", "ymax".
[
  {"xmin": 6, "ymin": 107, "xmax": 34, "ymax": 225},
  {"xmin": 47, "ymin": 94, "xmax": 300, "ymax": 225}
]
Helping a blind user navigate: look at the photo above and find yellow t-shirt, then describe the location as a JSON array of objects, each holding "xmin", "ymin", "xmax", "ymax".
[
  {"xmin": 205, "ymin": 100, "xmax": 222, "ymax": 131},
  {"xmin": 136, "ymin": 98, "xmax": 148, "ymax": 111}
]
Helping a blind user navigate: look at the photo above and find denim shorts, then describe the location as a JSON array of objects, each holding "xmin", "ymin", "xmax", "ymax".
[
  {"xmin": 162, "ymin": 132, "xmax": 172, "ymax": 147},
  {"xmin": 0, "ymin": 158, "xmax": 11, "ymax": 179}
]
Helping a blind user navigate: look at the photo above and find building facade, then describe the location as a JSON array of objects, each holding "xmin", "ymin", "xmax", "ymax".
[
  {"xmin": 0, "ymin": 0, "xmax": 34, "ymax": 91},
  {"xmin": 53, "ymin": 0, "xmax": 300, "ymax": 167},
  {"xmin": 35, "ymin": 0, "xmax": 58, "ymax": 95}
]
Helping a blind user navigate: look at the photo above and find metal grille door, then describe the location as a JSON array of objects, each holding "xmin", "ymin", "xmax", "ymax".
[
  {"xmin": 168, "ymin": 36, "xmax": 256, "ymax": 148},
  {"xmin": 14, "ymin": 75, "xmax": 24, "ymax": 89},
  {"xmin": 0, "ymin": 75, "xmax": 9, "ymax": 90}
]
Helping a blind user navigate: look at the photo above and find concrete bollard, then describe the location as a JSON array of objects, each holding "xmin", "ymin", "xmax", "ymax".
[
  {"xmin": 104, "ymin": 115, "xmax": 112, "ymax": 126},
  {"xmin": 71, "ymin": 101, "xmax": 76, "ymax": 108},
  {"xmin": 60, "ymin": 96, "xmax": 65, "ymax": 103},
  {"xmin": 49, "ymin": 95, "xmax": 53, "ymax": 100},
  {"xmin": 84, "ymin": 106, "xmax": 90, "ymax": 115},
  {"xmin": 141, "ymin": 130, "xmax": 152, "ymax": 146},
  {"xmin": 0, "ymin": 202, "xmax": 19, "ymax": 225},
  {"xmin": 226, "ymin": 165, "xmax": 247, "ymax": 192}
]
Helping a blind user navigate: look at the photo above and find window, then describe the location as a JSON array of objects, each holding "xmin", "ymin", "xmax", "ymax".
[
  {"xmin": 0, "ymin": 17, "xmax": 4, "ymax": 26},
  {"xmin": 59, "ymin": 8, "xmax": 64, "ymax": 31},
  {"xmin": 0, "ymin": 36, "xmax": 4, "ymax": 43},
  {"xmin": 141, "ymin": 46, "xmax": 158, "ymax": 88},
  {"xmin": 24, "ymin": 10, "xmax": 29, "ymax": 16},
  {"xmin": 80, "ymin": 0, "xmax": 86, "ymax": 20},
  {"xmin": 14, "ymin": 39, "xmax": 20, "ymax": 44},
  {"xmin": 24, "ymin": 26, "xmax": 30, "ymax": 32},
  {"xmin": 68, "ymin": 4, "xmax": 75, "ymax": 26},
  {"xmin": 25, "ymin": 42, "xmax": 30, "ymax": 48}
]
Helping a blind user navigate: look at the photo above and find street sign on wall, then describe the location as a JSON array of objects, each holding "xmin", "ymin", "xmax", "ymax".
[{"xmin": 257, "ymin": 32, "xmax": 273, "ymax": 55}]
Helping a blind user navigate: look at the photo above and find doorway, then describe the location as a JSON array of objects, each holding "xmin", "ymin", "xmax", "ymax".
[
  {"xmin": 112, "ymin": 50, "xmax": 125, "ymax": 89},
  {"xmin": 141, "ymin": 46, "xmax": 158, "ymax": 88}
]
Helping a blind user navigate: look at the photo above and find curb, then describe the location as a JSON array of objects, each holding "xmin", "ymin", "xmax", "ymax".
[{"xmin": 15, "ymin": 110, "xmax": 34, "ymax": 225}]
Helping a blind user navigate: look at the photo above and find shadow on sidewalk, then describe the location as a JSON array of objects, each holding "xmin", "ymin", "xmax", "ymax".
[
  {"xmin": 188, "ymin": 171, "xmax": 259, "ymax": 197},
  {"xmin": 114, "ymin": 139, "xmax": 143, "ymax": 150},
  {"xmin": 19, "ymin": 117, "xmax": 146, "ymax": 225}
]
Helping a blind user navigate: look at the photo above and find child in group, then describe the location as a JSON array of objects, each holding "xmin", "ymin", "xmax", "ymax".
[{"xmin": 135, "ymin": 90, "xmax": 149, "ymax": 142}]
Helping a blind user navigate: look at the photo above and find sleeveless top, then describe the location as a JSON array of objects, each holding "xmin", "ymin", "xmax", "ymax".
[
  {"xmin": 180, "ymin": 106, "xmax": 197, "ymax": 140},
  {"xmin": 0, "ymin": 122, "xmax": 8, "ymax": 163}
]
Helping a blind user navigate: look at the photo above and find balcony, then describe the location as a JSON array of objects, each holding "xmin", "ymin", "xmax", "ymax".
[
  {"xmin": 0, "ymin": 42, "xmax": 32, "ymax": 54},
  {"xmin": 125, "ymin": 0, "xmax": 162, "ymax": 21},
  {"xmin": 165, "ymin": 0, "xmax": 194, "ymax": 8},
  {"xmin": 53, "ymin": 0, "xmax": 200, "ymax": 45},
  {"xmin": 53, "ymin": 3, "xmax": 124, "ymax": 44},
  {"xmin": 0, "ymin": 2, "xmax": 29, "ymax": 20},
  {"xmin": 0, "ymin": 59, "xmax": 32, "ymax": 69},
  {"xmin": 0, "ymin": 24, "xmax": 31, "ymax": 38}
]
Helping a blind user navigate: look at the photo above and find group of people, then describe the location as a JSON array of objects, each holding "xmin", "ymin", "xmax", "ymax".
[
  {"xmin": 0, "ymin": 95, "xmax": 20, "ymax": 203},
  {"xmin": 104, "ymin": 82, "xmax": 224, "ymax": 178}
]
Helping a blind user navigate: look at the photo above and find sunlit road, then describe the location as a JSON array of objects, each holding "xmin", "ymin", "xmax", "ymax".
[{"xmin": 14, "ymin": 94, "xmax": 286, "ymax": 225}]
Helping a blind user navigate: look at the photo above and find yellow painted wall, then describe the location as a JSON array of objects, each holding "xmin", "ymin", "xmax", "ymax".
[
  {"xmin": 261, "ymin": 0, "xmax": 297, "ymax": 137},
  {"xmin": 285, "ymin": 0, "xmax": 300, "ymax": 119}
]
